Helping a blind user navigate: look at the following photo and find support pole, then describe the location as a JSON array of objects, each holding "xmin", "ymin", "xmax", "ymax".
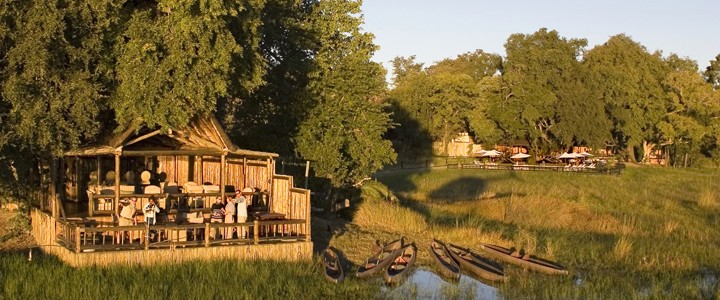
[
  {"xmin": 75, "ymin": 157, "xmax": 80, "ymax": 203},
  {"xmin": 199, "ymin": 156, "xmax": 204, "ymax": 184},
  {"xmin": 50, "ymin": 158, "xmax": 57, "ymax": 218},
  {"xmin": 242, "ymin": 158, "xmax": 247, "ymax": 189},
  {"xmin": 96, "ymin": 156, "xmax": 101, "ymax": 185},
  {"xmin": 204, "ymin": 222, "xmax": 210, "ymax": 247},
  {"xmin": 304, "ymin": 161, "xmax": 310, "ymax": 189},
  {"xmin": 114, "ymin": 153, "xmax": 120, "ymax": 216},
  {"xmin": 220, "ymin": 153, "xmax": 226, "ymax": 201},
  {"xmin": 305, "ymin": 190, "xmax": 311, "ymax": 241},
  {"xmin": 254, "ymin": 219, "xmax": 259, "ymax": 245}
]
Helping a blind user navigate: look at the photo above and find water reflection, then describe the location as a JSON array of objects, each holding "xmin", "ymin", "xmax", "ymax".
[{"xmin": 381, "ymin": 267, "xmax": 500, "ymax": 300}]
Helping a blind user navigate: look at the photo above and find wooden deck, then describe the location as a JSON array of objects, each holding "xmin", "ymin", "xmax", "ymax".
[{"xmin": 31, "ymin": 209, "xmax": 313, "ymax": 267}]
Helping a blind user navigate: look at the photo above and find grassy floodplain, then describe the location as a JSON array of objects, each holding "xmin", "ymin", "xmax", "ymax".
[
  {"xmin": 2, "ymin": 166, "xmax": 719, "ymax": 299},
  {"xmin": 329, "ymin": 166, "xmax": 720, "ymax": 299},
  {"xmin": 0, "ymin": 252, "xmax": 379, "ymax": 299}
]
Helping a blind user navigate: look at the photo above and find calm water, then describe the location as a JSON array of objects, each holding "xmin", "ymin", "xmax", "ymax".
[{"xmin": 381, "ymin": 268, "xmax": 500, "ymax": 300}]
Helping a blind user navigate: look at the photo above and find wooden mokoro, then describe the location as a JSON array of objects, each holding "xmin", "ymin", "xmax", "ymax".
[
  {"xmin": 479, "ymin": 243, "xmax": 568, "ymax": 275},
  {"xmin": 429, "ymin": 240, "xmax": 461, "ymax": 280},
  {"xmin": 447, "ymin": 244, "xmax": 507, "ymax": 282},
  {"xmin": 323, "ymin": 247, "xmax": 345, "ymax": 283},
  {"xmin": 384, "ymin": 243, "xmax": 417, "ymax": 284},
  {"xmin": 357, "ymin": 238, "xmax": 404, "ymax": 278}
]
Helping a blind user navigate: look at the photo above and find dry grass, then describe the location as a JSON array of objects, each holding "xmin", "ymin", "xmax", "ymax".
[
  {"xmin": 698, "ymin": 189, "xmax": 718, "ymax": 209},
  {"xmin": 361, "ymin": 167, "xmax": 720, "ymax": 298},
  {"xmin": 613, "ymin": 235, "xmax": 634, "ymax": 260}
]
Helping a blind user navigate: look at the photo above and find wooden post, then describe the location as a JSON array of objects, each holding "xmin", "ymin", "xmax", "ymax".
[
  {"xmin": 96, "ymin": 156, "xmax": 101, "ymax": 189},
  {"xmin": 114, "ymin": 153, "xmax": 121, "ymax": 216},
  {"xmin": 304, "ymin": 161, "xmax": 310, "ymax": 189},
  {"xmin": 266, "ymin": 158, "xmax": 272, "ymax": 203},
  {"xmin": 305, "ymin": 190, "xmax": 311, "ymax": 241},
  {"xmin": 75, "ymin": 226, "xmax": 81, "ymax": 253},
  {"xmin": 144, "ymin": 225, "xmax": 149, "ymax": 250},
  {"xmin": 204, "ymin": 222, "xmax": 210, "ymax": 247},
  {"xmin": 253, "ymin": 219, "xmax": 259, "ymax": 245},
  {"xmin": 50, "ymin": 158, "xmax": 57, "ymax": 218},
  {"xmin": 74, "ymin": 157, "xmax": 80, "ymax": 203},
  {"xmin": 199, "ymin": 156, "xmax": 204, "ymax": 184},
  {"xmin": 220, "ymin": 154, "xmax": 226, "ymax": 201},
  {"xmin": 242, "ymin": 158, "xmax": 247, "ymax": 189}
]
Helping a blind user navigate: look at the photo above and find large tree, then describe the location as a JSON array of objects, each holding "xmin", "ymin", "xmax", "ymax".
[
  {"xmin": 1, "ymin": 0, "xmax": 117, "ymax": 155},
  {"xmin": 295, "ymin": 0, "xmax": 396, "ymax": 190},
  {"xmin": 501, "ymin": 28, "xmax": 595, "ymax": 156},
  {"xmin": 584, "ymin": 34, "xmax": 668, "ymax": 162}
]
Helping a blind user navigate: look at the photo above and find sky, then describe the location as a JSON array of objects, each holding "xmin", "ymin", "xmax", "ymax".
[{"xmin": 360, "ymin": 0, "xmax": 720, "ymax": 81}]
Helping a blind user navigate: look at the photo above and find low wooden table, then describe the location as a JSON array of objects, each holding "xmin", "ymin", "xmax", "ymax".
[{"xmin": 253, "ymin": 211, "xmax": 285, "ymax": 221}]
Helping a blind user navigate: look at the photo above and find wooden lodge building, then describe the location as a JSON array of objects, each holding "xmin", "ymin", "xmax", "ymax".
[{"xmin": 31, "ymin": 117, "xmax": 312, "ymax": 267}]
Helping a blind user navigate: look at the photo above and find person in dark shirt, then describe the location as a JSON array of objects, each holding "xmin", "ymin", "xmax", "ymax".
[{"xmin": 210, "ymin": 197, "xmax": 225, "ymax": 239}]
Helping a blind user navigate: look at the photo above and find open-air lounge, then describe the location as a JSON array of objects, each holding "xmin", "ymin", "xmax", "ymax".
[{"xmin": 31, "ymin": 117, "xmax": 312, "ymax": 267}]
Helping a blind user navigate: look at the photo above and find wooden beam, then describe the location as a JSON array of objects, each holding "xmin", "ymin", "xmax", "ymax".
[
  {"xmin": 305, "ymin": 189, "xmax": 311, "ymax": 241},
  {"xmin": 199, "ymin": 156, "xmax": 204, "ymax": 184},
  {"xmin": 220, "ymin": 154, "xmax": 226, "ymax": 201},
  {"xmin": 114, "ymin": 154, "xmax": 120, "ymax": 216},
  {"xmin": 123, "ymin": 129, "xmax": 162, "ymax": 147},
  {"xmin": 75, "ymin": 157, "xmax": 80, "ymax": 203},
  {"xmin": 266, "ymin": 158, "xmax": 272, "ymax": 205},
  {"xmin": 50, "ymin": 158, "xmax": 57, "ymax": 218},
  {"xmin": 243, "ymin": 158, "xmax": 247, "ymax": 189},
  {"xmin": 121, "ymin": 150, "xmax": 224, "ymax": 157}
]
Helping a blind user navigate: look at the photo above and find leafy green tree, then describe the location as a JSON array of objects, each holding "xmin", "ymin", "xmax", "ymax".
[
  {"xmin": 113, "ymin": 0, "xmax": 266, "ymax": 131},
  {"xmin": 295, "ymin": 0, "xmax": 396, "ymax": 189},
  {"xmin": 390, "ymin": 55, "xmax": 423, "ymax": 86},
  {"xmin": 501, "ymin": 28, "xmax": 592, "ymax": 157},
  {"xmin": 660, "ymin": 68, "xmax": 720, "ymax": 166},
  {"xmin": 584, "ymin": 34, "xmax": 668, "ymax": 162},
  {"xmin": 704, "ymin": 54, "xmax": 720, "ymax": 89},
  {"xmin": 225, "ymin": 0, "xmax": 315, "ymax": 155},
  {"xmin": 428, "ymin": 49, "xmax": 502, "ymax": 82},
  {"xmin": 1, "ymin": 0, "xmax": 116, "ymax": 155}
]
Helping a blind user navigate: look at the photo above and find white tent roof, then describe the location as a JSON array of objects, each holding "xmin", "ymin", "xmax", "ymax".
[
  {"xmin": 557, "ymin": 152, "xmax": 575, "ymax": 159},
  {"xmin": 481, "ymin": 150, "xmax": 503, "ymax": 157},
  {"xmin": 579, "ymin": 151, "xmax": 593, "ymax": 157},
  {"xmin": 510, "ymin": 153, "xmax": 531, "ymax": 159}
]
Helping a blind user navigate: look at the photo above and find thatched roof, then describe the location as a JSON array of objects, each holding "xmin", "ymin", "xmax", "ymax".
[{"xmin": 64, "ymin": 116, "xmax": 278, "ymax": 159}]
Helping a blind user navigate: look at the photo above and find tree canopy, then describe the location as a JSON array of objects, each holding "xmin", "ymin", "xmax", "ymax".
[
  {"xmin": 0, "ymin": 0, "xmax": 396, "ymax": 191},
  {"xmin": 387, "ymin": 29, "xmax": 720, "ymax": 167}
]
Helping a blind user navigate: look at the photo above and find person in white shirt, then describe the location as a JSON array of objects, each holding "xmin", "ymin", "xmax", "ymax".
[
  {"xmin": 143, "ymin": 197, "xmax": 160, "ymax": 225},
  {"xmin": 234, "ymin": 190, "xmax": 248, "ymax": 238},
  {"xmin": 224, "ymin": 197, "xmax": 235, "ymax": 239}
]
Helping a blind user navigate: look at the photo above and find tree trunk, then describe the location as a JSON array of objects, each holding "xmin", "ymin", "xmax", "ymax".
[
  {"xmin": 683, "ymin": 153, "xmax": 688, "ymax": 168},
  {"xmin": 642, "ymin": 140, "xmax": 655, "ymax": 164},
  {"xmin": 626, "ymin": 145, "xmax": 637, "ymax": 163},
  {"xmin": 442, "ymin": 121, "xmax": 450, "ymax": 156}
]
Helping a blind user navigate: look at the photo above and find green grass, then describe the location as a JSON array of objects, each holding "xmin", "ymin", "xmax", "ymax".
[
  {"xmin": 0, "ymin": 251, "xmax": 379, "ymax": 299},
  {"xmin": 328, "ymin": 166, "xmax": 720, "ymax": 299},
  {"xmin": 3, "ymin": 167, "xmax": 719, "ymax": 299}
]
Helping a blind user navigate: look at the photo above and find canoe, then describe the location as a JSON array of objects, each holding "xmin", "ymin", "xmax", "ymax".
[
  {"xmin": 323, "ymin": 247, "xmax": 344, "ymax": 283},
  {"xmin": 429, "ymin": 240, "xmax": 461, "ymax": 280},
  {"xmin": 357, "ymin": 238, "xmax": 404, "ymax": 278},
  {"xmin": 384, "ymin": 243, "xmax": 417, "ymax": 284},
  {"xmin": 447, "ymin": 244, "xmax": 507, "ymax": 282},
  {"xmin": 479, "ymin": 243, "xmax": 568, "ymax": 275}
]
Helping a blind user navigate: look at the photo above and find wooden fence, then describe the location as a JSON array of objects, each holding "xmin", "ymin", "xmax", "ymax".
[{"xmin": 379, "ymin": 159, "xmax": 624, "ymax": 175}]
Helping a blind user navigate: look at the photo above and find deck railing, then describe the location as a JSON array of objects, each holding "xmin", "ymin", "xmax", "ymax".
[
  {"xmin": 88, "ymin": 191, "xmax": 270, "ymax": 216},
  {"xmin": 55, "ymin": 218, "xmax": 308, "ymax": 253}
]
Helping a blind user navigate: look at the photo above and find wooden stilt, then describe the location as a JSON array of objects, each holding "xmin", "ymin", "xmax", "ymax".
[{"xmin": 115, "ymin": 153, "xmax": 121, "ymax": 216}]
